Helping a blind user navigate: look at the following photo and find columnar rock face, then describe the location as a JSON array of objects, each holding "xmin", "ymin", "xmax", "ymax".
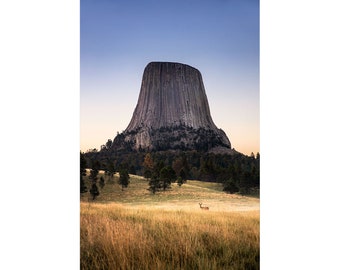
[{"xmin": 112, "ymin": 62, "xmax": 232, "ymax": 152}]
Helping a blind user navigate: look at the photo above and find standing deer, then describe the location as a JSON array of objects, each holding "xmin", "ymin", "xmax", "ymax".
[{"xmin": 198, "ymin": 202, "xmax": 209, "ymax": 210}]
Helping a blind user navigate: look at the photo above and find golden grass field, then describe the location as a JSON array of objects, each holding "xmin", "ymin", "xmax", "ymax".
[{"xmin": 80, "ymin": 172, "xmax": 259, "ymax": 270}]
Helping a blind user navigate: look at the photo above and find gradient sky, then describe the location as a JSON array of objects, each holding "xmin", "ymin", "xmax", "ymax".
[{"xmin": 80, "ymin": 0, "xmax": 259, "ymax": 155}]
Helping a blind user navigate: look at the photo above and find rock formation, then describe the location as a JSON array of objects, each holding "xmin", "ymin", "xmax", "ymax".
[{"xmin": 111, "ymin": 61, "xmax": 233, "ymax": 153}]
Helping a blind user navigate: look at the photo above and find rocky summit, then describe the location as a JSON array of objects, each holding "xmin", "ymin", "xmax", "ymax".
[{"xmin": 111, "ymin": 62, "xmax": 233, "ymax": 153}]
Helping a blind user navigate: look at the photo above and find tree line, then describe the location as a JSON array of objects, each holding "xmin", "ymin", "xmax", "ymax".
[
  {"xmin": 82, "ymin": 149, "xmax": 259, "ymax": 196},
  {"xmin": 143, "ymin": 153, "xmax": 186, "ymax": 194}
]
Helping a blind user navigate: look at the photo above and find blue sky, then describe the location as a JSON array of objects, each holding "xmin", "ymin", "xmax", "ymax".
[{"xmin": 80, "ymin": 0, "xmax": 259, "ymax": 155}]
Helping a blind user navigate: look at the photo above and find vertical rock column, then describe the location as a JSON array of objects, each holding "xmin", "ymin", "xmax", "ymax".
[{"xmin": 115, "ymin": 61, "xmax": 231, "ymax": 151}]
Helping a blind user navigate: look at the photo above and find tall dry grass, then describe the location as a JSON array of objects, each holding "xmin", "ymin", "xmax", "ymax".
[{"xmin": 80, "ymin": 202, "xmax": 259, "ymax": 270}]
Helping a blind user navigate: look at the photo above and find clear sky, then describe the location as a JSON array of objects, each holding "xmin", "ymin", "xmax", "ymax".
[{"xmin": 80, "ymin": 0, "xmax": 259, "ymax": 155}]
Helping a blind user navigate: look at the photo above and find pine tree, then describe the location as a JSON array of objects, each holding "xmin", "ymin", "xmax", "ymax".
[
  {"xmin": 99, "ymin": 176, "xmax": 105, "ymax": 189},
  {"xmin": 89, "ymin": 169, "xmax": 98, "ymax": 183},
  {"xmin": 160, "ymin": 166, "xmax": 176, "ymax": 190},
  {"xmin": 107, "ymin": 161, "xmax": 115, "ymax": 181},
  {"xmin": 177, "ymin": 176, "xmax": 184, "ymax": 187},
  {"xmin": 119, "ymin": 169, "xmax": 130, "ymax": 190},
  {"xmin": 88, "ymin": 161, "xmax": 100, "ymax": 199},
  {"xmin": 80, "ymin": 152, "xmax": 88, "ymax": 194},
  {"xmin": 90, "ymin": 183, "xmax": 100, "ymax": 200},
  {"xmin": 179, "ymin": 168, "xmax": 187, "ymax": 182},
  {"xmin": 177, "ymin": 168, "xmax": 187, "ymax": 187},
  {"xmin": 80, "ymin": 175, "xmax": 87, "ymax": 194},
  {"xmin": 148, "ymin": 174, "xmax": 160, "ymax": 194}
]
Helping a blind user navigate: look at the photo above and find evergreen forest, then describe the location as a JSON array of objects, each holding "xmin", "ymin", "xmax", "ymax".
[{"xmin": 82, "ymin": 148, "xmax": 260, "ymax": 196}]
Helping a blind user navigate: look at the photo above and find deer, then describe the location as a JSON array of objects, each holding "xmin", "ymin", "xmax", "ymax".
[{"xmin": 198, "ymin": 202, "xmax": 209, "ymax": 210}]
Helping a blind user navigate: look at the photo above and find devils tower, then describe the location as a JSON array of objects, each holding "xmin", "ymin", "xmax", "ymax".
[{"xmin": 112, "ymin": 62, "xmax": 232, "ymax": 153}]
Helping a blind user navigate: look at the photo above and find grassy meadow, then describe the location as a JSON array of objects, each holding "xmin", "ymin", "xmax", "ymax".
[{"xmin": 80, "ymin": 171, "xmax": 260, "ymax": 270}]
